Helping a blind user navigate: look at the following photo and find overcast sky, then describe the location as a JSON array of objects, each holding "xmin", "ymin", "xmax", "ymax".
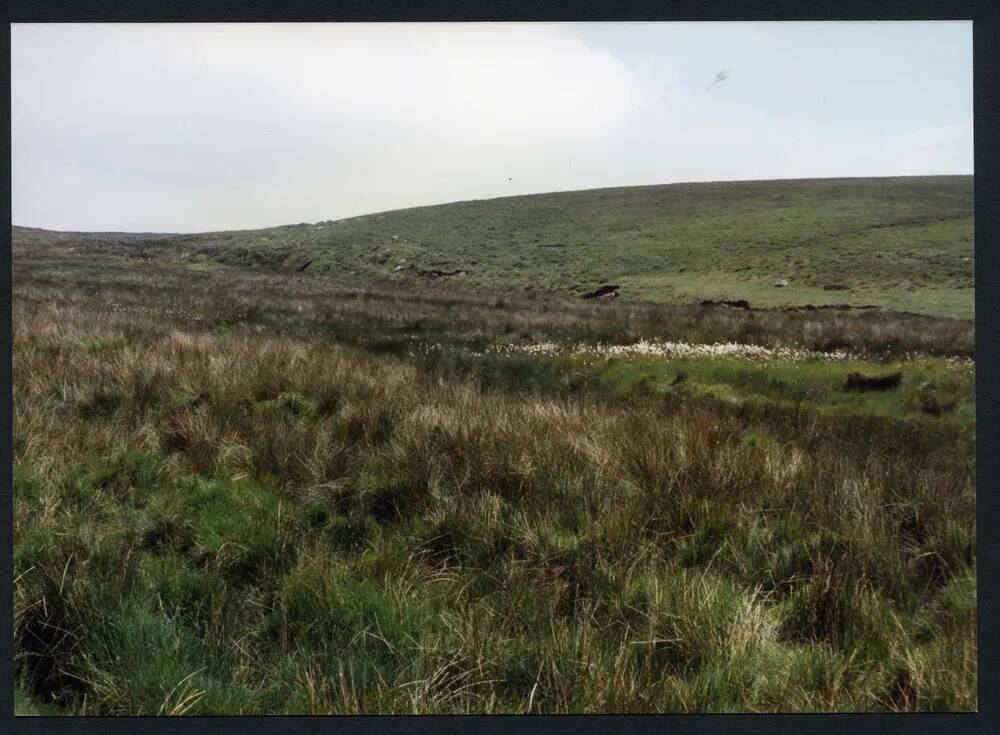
[{"xmin": 12, "ymin": 21, "xmax": 973, "ymax": 233}]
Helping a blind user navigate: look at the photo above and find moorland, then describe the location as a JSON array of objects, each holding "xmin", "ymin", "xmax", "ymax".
[{"xmin": 12, "ymin": 176, "xmax": 976, "ymax": 713}]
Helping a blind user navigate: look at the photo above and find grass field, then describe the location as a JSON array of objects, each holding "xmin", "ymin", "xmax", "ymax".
[{"xmin": 12, "ymin": 177, "xmax": 975, "ymax": 714}]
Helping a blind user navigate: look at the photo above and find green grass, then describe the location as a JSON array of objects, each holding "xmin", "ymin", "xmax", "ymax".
[
  {"xmin": 14, "ymin": 175, "xmax": 974, "ymax": 317},
  {"xmin": 558, "ymin": 355, "xmax": 975, "ymax": 419}
]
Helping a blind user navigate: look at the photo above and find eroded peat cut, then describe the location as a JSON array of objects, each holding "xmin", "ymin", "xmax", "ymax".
[{"xmin": 12, "ymin": 244, "xmax": 975, "ymax": 714}]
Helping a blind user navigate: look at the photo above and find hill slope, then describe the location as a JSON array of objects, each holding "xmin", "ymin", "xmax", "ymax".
[{"xmin": 14, "ymin": 175, "xmax": 974, "ymax": 317}]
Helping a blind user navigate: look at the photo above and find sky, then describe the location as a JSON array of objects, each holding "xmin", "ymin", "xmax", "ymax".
[{"xmin": 11, "ymin": 21, "xmax": 973, "ymax": 233}]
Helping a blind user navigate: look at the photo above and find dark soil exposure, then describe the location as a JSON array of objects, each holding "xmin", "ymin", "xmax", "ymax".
[
  {"xmin": 582, "ymin": 284, "xmax": 620, "ymax": 300},
  {"xmin": 845, "ymin": 371, "xmax": 904, "ymax": 392},
  {"xmin": 699, "ymin": 299, "xmax": 751, "ymax": 309}
]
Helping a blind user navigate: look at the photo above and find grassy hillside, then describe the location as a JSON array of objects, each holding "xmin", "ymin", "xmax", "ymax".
[{"xmin": 14, "ymin": 175, "xmax": 974, "ymax": 318}]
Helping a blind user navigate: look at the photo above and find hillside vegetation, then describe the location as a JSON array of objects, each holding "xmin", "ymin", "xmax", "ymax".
[{"xmin": 14, "ymin": 175, "xmax": 974, "ymax": 318}]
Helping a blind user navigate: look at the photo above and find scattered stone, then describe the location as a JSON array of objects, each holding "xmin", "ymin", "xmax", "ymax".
[
  {"xmin": 419, "ymin": 268, "xmax": 467, "ymax": 279},
  {"xmin": 393, "ymin": 264, "xmax": 406, "ymax": 272},
  {"xmin": 774, "ymin": 279, "xmax": 789, "ymax": 288}
]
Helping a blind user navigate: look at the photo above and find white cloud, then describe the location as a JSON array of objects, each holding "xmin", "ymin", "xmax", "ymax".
[
  {"xmin": 12, "ymin": 22, "xmax": 972, "ymax": 232},
  {"xmin": 13, "ymin": 23, "xmax": 645, "ymax": 230}
]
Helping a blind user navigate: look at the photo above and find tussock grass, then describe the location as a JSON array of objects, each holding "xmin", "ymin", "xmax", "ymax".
[{"xmin": 13, "ymin": 256, "xmax": 975, "ymax": 714}]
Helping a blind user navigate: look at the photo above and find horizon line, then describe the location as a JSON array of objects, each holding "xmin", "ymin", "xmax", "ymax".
[{"xmin": 13, "ymin": 172, "xmax": 973, "ymax": 236}]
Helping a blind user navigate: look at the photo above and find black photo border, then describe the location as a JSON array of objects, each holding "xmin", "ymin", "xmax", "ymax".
[{"xmin": 2, "ymin": 2, "xmax": 997, "ymax": 733}]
